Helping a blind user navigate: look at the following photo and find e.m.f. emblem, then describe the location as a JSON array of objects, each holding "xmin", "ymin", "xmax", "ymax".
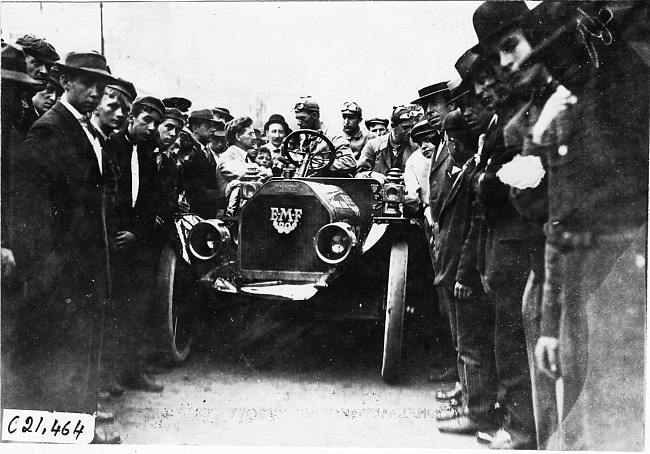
[{"xmin": 270, "ymin": 207, "xmax": 303, "ymax": 234}]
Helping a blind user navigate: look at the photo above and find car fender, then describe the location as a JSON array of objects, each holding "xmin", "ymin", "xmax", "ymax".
[{"xmin": 361, "ymin": 223, "xmax": 389, "ymax": 254}]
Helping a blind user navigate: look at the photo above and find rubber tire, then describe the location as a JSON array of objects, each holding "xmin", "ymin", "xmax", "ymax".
[
  {"xmin": 156, "ymin": 242, "xmax": 196, "ymax": 364},
  {"xmin": 381, "ymin": 239, "xmax": 408, "ymax": 384}
]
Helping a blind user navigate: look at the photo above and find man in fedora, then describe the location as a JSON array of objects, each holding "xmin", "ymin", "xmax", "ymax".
[
  {"xmin": 365, "ymin": 117, "xmax": 389, "ymax": 137},
  {"xmin": 341, "ymin": 101, "xmax": 376, "ymax": 159},
  {"xmin": 15, "ymin": 34, "xmax": 60, "ymax": 135},
  {"xmin": 355, "ymin": 105, "xmax": 417, "ymax": 183},
  {"xmin": 465, "ymin": 2, "xmax": 542, "ymax": 449},
  {"xmin": 293, "ymin": 96, "xmax": 356, "ymax": 176},
  {"xmin": 91, "ymin": 77, "xmax": 137, "ymax": 145},
  {"xmin": 1, "ymin": 41, "xmax": 41, "ymax": 342},
  {"xmin": 261, "ymin": 113, "xmax": 291, "ymax": 161},
  {"xmin": 9, "ymin": 50, "xmax": 121, "ymax": 443},
  {"xmin": 103, "ymin": 96, "xmax": 166, "ymax": 394},
  {"xmin": 182, "ymin": 109, "xmax": 226, "ymax": 219}
]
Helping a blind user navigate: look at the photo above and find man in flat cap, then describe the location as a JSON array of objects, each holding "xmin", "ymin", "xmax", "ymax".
[
  {"xmin": 212, "ymin": 106, "xmax": 234, "ymax": 123},
  {"xmin": 293, "ymin": 96, "xmax": 356, "ymax": 176},
  {"xmin": 9, "ymin": 50, "xmax": 121, "ymax": 443},
  {"xmin": 356, "ymin": 105, "xmax": 418, "ymax": 184},
  {"xmin": 365, "ymin": 117, "xmax": 389, "ymax": 137},
  {"xmin": 15, "ymin": 34, "xmax": 60, "ymax": 135},
  {"xmin": 182, "ymin": 109, "xmax": 226, "ymax": 219},
  {"xmin": 341, "ymin": 101, "xmax": 376, "ymax": 159},
  {"xmin": 91, "ymin": 78, "xmax": 137, "ymax": 145},
  {"xmin": 103, "ymin": 95, "xmax": 166, "ymax": 394}
]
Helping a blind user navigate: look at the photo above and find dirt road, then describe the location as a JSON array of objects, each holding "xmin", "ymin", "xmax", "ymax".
[{"xmin": 99, "ymin": 301, "xmax": 485, "ymax": 449}]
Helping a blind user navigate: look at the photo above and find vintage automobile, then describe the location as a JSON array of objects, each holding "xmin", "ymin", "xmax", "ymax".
[{"xmin": 155, "ymin": 129, "xmax": 435, "ymax": 384}]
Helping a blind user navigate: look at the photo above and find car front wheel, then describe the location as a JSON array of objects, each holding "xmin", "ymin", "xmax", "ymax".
[
  {"xmin": 381, "ymin": 239, "xmax": 408, "ymax": 384},
  {"xmin": 156, "ymin": 242, "xmax": 198, "ymax": 364}
]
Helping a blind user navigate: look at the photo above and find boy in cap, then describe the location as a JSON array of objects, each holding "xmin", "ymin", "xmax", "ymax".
[
  {"xmin": 9, "ymin": 50, "xmax": 120, "ymax": 443},
  {"xmin": 31, "ymin": 72, "xmax": 63, "ymax": 117},
  {"xmin": 365, "ymin": 117, "xmax": 389, "ymax": 137},
  {"xmin": 293, "ymin": 96, "xmax": 356, "ymax": 176},
  {"xmin": 356, "ymin": 105, "xmax": 418, "ymax": 184},
  {"xmin": 341, "ymin": 101, "xmax": 376, "ymax": 159},
  {"xmin": 432, "ymin": 110, "xmax": 500, "ymax": 437},
  {"xmin": 104, "ymin": 96, "xmax": 166, "ymax": 394},
  {"xmin": 91, "ymin": 78, "xmax": 137, "ymax": 144}
]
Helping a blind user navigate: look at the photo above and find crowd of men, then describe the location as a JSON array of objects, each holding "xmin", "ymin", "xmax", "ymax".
[{"xmin": 1, "ymin": 0, "xmax": 647, "ymax": 448}]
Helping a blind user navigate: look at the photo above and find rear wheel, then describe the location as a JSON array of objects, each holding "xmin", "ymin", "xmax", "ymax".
[
  {"xmin": 156, "ymin": 242, "xmax": 198, "ymax": 363},
  {"xmin": 381, "ymin": 239, "xmax": 408, "ymax": 384}
]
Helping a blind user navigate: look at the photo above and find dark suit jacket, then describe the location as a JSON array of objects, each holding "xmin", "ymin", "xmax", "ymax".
[
  {"xmin": 434, "ymin": 157, "xmax": 484, "ymax": 291},
  {"xmin": 183, "ymin": 144, "xmax": 225, "ymax": 219},
  {"xmin": 104, "ymin": 129, "xmax": 159, "ymax": 240},
  {"xmin": 9, "ymin": 101, "xmax": 112, "ymax": 414},
  {"xmin": 428, "ymin": 138, "xmax": 455, "ymax": 226},
  {"xmin": 13, "ymin": 101, "xmax": 113, "ymax": 299}
]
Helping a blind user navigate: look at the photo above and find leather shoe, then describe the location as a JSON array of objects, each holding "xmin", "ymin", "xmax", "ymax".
[
  {"xmin": 477, "ymin": 428, "xmax": 536, "ymax": 450},
  {"xmin": 437, "ymin": 414, "xmax": 499, "ymax": 434},
  {"xmin": 435, "ymin": 382, "xmax": 462, "ymax": 401},
  {"xmin": 435, "ymin": 403, "xmax": 467, "ymax": 421},
  {"xmin": 428, "ymin": 366, "xmax": 459, "ymax": 382},
  {"xmin": 96, "ymin": 410, "xmax": 115, "ymax": 423},
  {"xmin": 121, "ymin": 373, "xmax": 164, "ymax": 392},
  {"xmin": 92, "ymin": 427, "xmax": 122, "ymax": 444},
  {"xmin": 102, "ymin": 380, "xmax": 125, "ymax": 397}
]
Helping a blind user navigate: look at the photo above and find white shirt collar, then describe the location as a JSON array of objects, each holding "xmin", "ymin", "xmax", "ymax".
[{"xmin": 59, "ymin": 93, "xmax": 86, "ymax": 122}]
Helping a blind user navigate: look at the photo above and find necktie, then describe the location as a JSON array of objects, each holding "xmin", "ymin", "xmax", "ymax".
[
  {"xmin": 154, "ymin": 148, "xmax": 163, "ymax": 171},
  {"xmin": 131, "ymin": 145, "xmax": 139, "ymax": 208},
  {"xmin": 79, "ymin": 115, "xmax": 103, "ymax": 175}
]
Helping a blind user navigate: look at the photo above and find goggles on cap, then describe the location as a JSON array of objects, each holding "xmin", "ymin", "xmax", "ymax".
[
  {"xmin": 294, "ymin": 102, "xmax": 318, "ymax": 112},
  {"xmin": 341, "ymin": 101, "xmax": 361, "ymax": 113},
  {"xmin": 393, "ymin": 108, "xmax": 420, "ymax": 121}
]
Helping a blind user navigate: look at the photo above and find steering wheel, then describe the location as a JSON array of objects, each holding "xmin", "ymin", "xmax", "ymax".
[{"xmin": 281, "ymin": 129, "xmax": 336, "ymax": 177}]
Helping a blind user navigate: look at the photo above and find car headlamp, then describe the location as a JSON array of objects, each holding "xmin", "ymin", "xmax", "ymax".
[
  {"xmin": 315, "ymin": 222, "xmax": 358, "ymax": 265},
  {"xmin": 188, "ymin": 219, "xmax": 231, "ymax": 260},
  {"xmin": 241, "ymin": 181, "xmax": 261, "ymax": 200},
  {"xmin": 383, "ymin": 184, "xmax": 404, "ymax": 203},
  {"xmin": 382, "ymin": 168, "xmax": 405, "ymax": 216}
]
